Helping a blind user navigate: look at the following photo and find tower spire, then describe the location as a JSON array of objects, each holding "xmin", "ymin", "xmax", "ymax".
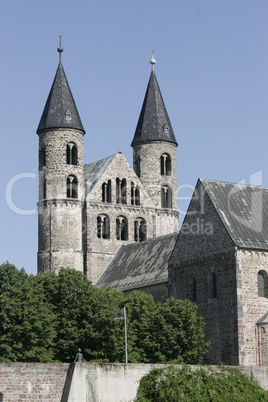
[{"xmin": 57, "ymin": 35, "xmax": 63, "ymax": 64}]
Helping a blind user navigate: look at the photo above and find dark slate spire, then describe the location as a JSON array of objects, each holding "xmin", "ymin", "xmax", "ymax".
[
  {"xmin": 37, "ymin": 43, "xmax": 85, "ymax": 135},
  {"xmin": 131, "ymin": 54, "xmax": 177, "ymax": 147}
]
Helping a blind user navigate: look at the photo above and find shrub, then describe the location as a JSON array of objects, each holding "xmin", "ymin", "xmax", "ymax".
[{"xmin": 136, "ymin": 365, "xmax": 268, "ymax": 401}]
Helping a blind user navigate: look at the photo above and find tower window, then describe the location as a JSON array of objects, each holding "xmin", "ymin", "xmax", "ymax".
[
  {"xmin": 43, "ymin": 177, "xmax": 46, "ymax": 200},
  {"xmin": 39, "ymin": 145, "xmax": 46, "ymax": 167},
  {"xmin": 160, "ymin": 153, "xmax": 171, "ymax": 176},
  {"xmin": 97, "ymin": 215, "xmax": 110, "ymax": 239},
  {"xmin": 102, "ymin": 180, "xmax": 111, "ymax": 203},
  {"xmin": 189, "ymin": 277, "xmax": 197, "ymax": 302},
  {"xmin": 208, "ymin": 272, "xmax": 217, "ymax": 299},
  {"xmin": 67, "ymin": 175, "xmax": 78, "ymax": 198},
  {"xmin": 131, "ymin": 182, "xmax": 140, "ymax": 206},
  {"xmin": 67, "ymin": 142, "xmax": 78, "ymax": 165},
  {"xmin": 258, "ymin": 271, "xmax": 268, "ymax": 298},
  {"xmin": 116, "ymin": 216, "xmax": 128, "ymax": 240},
  {"xmin": 161, "ymin": 185, "xmax": 172, "ymax": 208},
  {"xmin": 116, "ymin": 178, "xmax": 127, "ymax": 204},
  {"xmin": 134, "ymin": 218, "xmax": 147, "ymax": 242}
]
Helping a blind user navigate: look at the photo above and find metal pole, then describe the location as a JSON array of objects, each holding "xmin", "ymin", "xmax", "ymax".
[{"xmin": 124, "ymin": 306, "xmax": 128, "ymax": 364}]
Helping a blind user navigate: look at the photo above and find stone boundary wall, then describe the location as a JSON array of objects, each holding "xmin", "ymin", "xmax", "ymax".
[
  {"xmin": 0, "ymin": 363, "xmax": 69, "ymax": 401},
  {"xmin": 0, "ymin": 363, "xmax": 268, "ymax": 401}
]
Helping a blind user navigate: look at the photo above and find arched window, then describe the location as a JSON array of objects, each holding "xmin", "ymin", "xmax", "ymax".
[
  {"xmin": 208, "ymin": 272, "xmax": 217, "ymax": 299},
  {"xmin": 258, "ymin": 271, "xmax": 268, "ymax": 298},
  {"xmin": 161, "ymin": 185, "xmax": 172, "ymax": 208},
  {"xmin": 160, "ymin": 153, "xmax": 171, "ymax": 176},
  {"xmin": 134, "ymin": 218, "xmax": 147, "ymax": 242},
  {"xmin": 67, "ymin": 175, "xmax": 78, "ymax": 198},
  {"xmin": 116, "ymin": 178, "xmax": 127, "ymax": 204},
  {"xmin": 39, "ymin": 145, "xmax": 46, "ymax": 167},
  {"xmin": 67, "ymin": 142, "xmax": 78, "ymax": 165},
  {"xmin": 97, "ymin": 215, "xmax": 110, "ymax": 239},
  {"xmin": 131, "ymin": 182, "xmax": 140, "ymax": 206},
  {"xmin": 116, "ymin": 216, "xmax": 128, "ymax": 240},
  {"xmin": 102, "ymin": 180, "xmax": 111, "ymax": 203}
]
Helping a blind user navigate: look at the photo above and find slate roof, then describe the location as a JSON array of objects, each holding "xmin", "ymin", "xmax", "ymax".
[
  {"xmin": 37, "ymin": 62, "xmax": 85, "ymax": 134},
  {"xmin": 131, "ymin": 70, "xmax": 177, "ymax": 146},
  {"xmin": 200, "ymin": 179, "xmax": 268, "ymax": 250},
  {"xmin": 84, "ymin": 154, "xmax": 116, "ymax": 194},
  {"xmin": 96, "ymin": 232, "xmax": 178, "ymax": 291}
]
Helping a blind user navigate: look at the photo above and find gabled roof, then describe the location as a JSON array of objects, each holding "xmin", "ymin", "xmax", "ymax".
[
  {"xmin": 131, "ymin": 70, "xmax": 177, "ymax": 146},
  {"xmin": 37, "ymin": 62, "xmax": 85, "ymax": 134},
  {"xmin": 84, "ymin": 154, "xmax": 116, "ymax": 194},
  {"xmin": 200, "ymin": 179, "xmax": 268, "ymax": 250},
  {"xmin": 96, "ymin": 232, "xmax": 178, "ymax": 291}
]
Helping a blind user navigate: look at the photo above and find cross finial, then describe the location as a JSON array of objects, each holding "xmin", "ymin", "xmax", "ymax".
[
  {"xmin": 150, "ymin": 50, "xmax": 156, "ymax": 71},
  {"xmin": 57, "ymin": 35, "xmax": 64, "ymax": 63}
]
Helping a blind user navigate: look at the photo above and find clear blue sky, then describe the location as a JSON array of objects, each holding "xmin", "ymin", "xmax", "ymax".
[{"xmin": 1, "ymin": 1, "xmax": 268, "ymax": 275}]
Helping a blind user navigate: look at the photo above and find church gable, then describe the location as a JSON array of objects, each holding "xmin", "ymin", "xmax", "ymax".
[
  {"xmin": 171, "ymin": 179, "xmax": 234, "ymax": 262},
  {"xmin": 85, "ymin": 150, "xmax": 155, "ymax": 208}
]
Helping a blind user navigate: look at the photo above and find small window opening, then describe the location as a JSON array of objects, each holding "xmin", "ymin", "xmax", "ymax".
[
  {"xmin": 258, "ymin": 271, "xmax": 268, "ymax": 298},
  {"xmin": 67, "ymin": 175, "xmax": 78, "ymax": 198},
  {"xmin": 208, "ymin": 272, "xmax": 217, "ymax": 299},
  {"xmin": 116, "ymin": 216, "xmax": 128, "ymax": 240},
  {"xmin": 116, "ymin": 178, "xmax": 127, "ymax": 204},
  {"xmin": 102, "ymin": 180, "xmax": 111, "ymax": 203},
  {"xmin": 160, "ymin": 153, "xmax": 171, "ymax": 176},
  {"xmin": 67, "ymin": 143, "xmax": 78, "ymax": 165},
  {"xmin": 134, "ymin": 218, "xmax": 147, "ymax": 242},
  {"xmin": 97, "ymin": 215, "xmax": 110, "ymax": 239},
  {"xmin": 131, "ymin": 182, "xmax": 140, "ymax": 206},
  {"xmin": 161, "ymin": 185, "xmax": 172, "ymax": 208}
]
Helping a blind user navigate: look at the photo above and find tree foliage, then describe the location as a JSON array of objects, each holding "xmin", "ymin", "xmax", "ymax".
[
  {"xmin": 136, "ymin": 365, "xmax": 268, "ymax": 401},
  {"xmin": 0, "ymin": 263, "xmax": 209, "ymax": 363}
]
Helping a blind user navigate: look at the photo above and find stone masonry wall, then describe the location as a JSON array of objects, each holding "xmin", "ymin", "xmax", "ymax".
[
  {"xmin": 133, "ymin": 141, "xmax": 178, "ymax": 210},
  {"xmin": 0, "ymin": 363, "xmax": 69, "ymax": 401},
  {"xmin": 84, "ymin": 150, "xmax": 179, "ymax": 283},
  {"xmin": 169, "ymin": 181, "xmax": 239, "ymax": 365},
  {"xmin": 237, "ymin": 250, "xmax": 268, "ymax": 366},
  {"xmin": 38, "ymin": 128, "xmax": 85, "ymax": 274},
  {"xmin": 123, "ymin": 282, "xmax": 168, "ymax": 304}
]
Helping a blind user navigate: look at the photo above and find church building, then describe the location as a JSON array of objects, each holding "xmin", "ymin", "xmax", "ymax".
[
  {"xmin": 36, "ymin": 45, "xmax": 268, "ymax": 367},
  {"xmin": 36, "ymin": 46, "xmax": 179, "ymax": 284}
]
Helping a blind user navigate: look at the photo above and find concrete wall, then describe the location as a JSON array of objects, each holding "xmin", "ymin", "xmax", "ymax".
[
  {"xmin": 68, "ymin": 363, "xmax": 268, "ymax": 401},
  {"xmin": 1, "ymin": 363, "xmax": 268, "ymax": 401}
]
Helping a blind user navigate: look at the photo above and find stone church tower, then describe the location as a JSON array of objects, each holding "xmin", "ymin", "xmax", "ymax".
[
  {"xmin": 37, "ymin": 46, "xmax": 179, "ymax": 281},
  {"xmin": 131, "ymin": 54, "xmax": 178, "ymax": 237},
  {"xmin": 37, "ymin": 45, "xmax": 85, "ymax": 274}
]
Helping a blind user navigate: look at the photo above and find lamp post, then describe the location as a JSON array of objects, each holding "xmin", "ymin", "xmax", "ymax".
[{"xmin": 113, "ymin": 306, "xmax": 128, "ymax": 364}]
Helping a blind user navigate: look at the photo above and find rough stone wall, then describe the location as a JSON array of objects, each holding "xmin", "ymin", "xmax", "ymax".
[
  {"xmin": 37, "ymin": 129, "xmax": 84, "ymax": 274},
  {"xmin": 38, "ymin": 129, "xmax": 84, "ymax": 200},
  {"xmin": 0, "ymin": 363, "xmax": 69, "ymax": 401},
  {"xmin": 84, "ymin": 151, "xmax": 179, "ymax": 283},
  {"xmin": 258, "ymin": 324, "xmax": 268, "ymax": 366},
  {"xmin": 123, "ymin": 282, "xmax": 168, "ymax": 303},
  {"xmin": 133, "ymin": 141, "xmax": 178, "ymax": 210},
  {"xmin": 169, "ymin": 181, "xmax": 239, "ymax": 365},
  {"xmin": 237, "ymin": 250, "xmax": 268, "ymax": 366}
]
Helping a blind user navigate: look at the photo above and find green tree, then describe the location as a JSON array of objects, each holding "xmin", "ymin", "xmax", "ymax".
[
  {"xmin": 136, "ymin": 365, "xmax": 268, "ymax": 401},
  {"xmin": 0, "ymin": 262, "xmax": 56, "ymax": 362}
]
